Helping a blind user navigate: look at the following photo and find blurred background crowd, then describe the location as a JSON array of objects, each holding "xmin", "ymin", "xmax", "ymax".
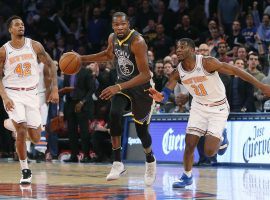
[{"xmin": 0, "ymin": 0, "xmax": 270, "ymax": 164}]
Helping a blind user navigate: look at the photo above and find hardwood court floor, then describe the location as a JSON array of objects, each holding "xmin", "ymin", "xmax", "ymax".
[{"xmin": 0, "ymin": 160, "xmax": 268, "ymax": 200}]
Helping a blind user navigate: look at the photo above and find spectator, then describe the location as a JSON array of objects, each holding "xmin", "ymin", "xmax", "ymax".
[
  {"xmin": 198, "ymin": 43, "xmax": 210, "ymax": 56},
  {"xmin": 151, "ymin": 24, "xmax": 174, "ymax": 60},
  {"xmin": 174, "ymin": 15, "xmax": 199, "ymax": 43},
  {"xmin": 228, "ymin": 58, "xmax": 256, "ymax": 112},
  {"xmin": 153, "ymin": 60, "xmax": 168, "ymax": 92},
  {"xmin": 217, "ymin": 0, "xmax": 240, "ymax": 34},
  {"xmin": 241, "ymin": 14, "xmax": 257, "ymax": 49},
  {"xmin": 226, "ymin": 20, "xmax": 246, "ymax": 49},
  {"xmin": 63, "ymin": 67, "xmax": 95, "ymax": 163}
]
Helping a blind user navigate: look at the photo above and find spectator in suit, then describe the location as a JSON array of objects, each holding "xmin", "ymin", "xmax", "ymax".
[
  {"xmin": 63, "ymin": 67, "xmax": 95, "ymax": 163},
  {"xmin": 228, "ymin": 58, "xmax": 256, "ymax": 112}
]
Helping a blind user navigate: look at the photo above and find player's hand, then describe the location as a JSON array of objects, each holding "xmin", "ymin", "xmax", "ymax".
[
  {"xmin": 100, "ymin": 85, "xmax": 120, "ymax": 100},
  {"xmin": 75, "ymin": 101, "xmax": 84, "ymax": 113},
  {"xmin": 148, "ymin": 88, "xmax": 164, "ymax": 102},
  {"xmin": 58, "ymin": 87, "xmax": 74, "ymax": 94},
  {"xmin": 3, "ymin": 96, "xmax": 15, "ymax": 111},
  {"xmin": 260, "ymin": 84, "xmax": 270, "ymax": 97},
  {"xmin": 47, "ymin": 88, "xmax": 59, "ymax": 103}
]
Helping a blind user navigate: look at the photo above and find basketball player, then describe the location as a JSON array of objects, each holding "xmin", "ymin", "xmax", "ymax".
[
  {"xmin": 0, "ymin": 16, "xmax": 59, "ymax": 184},
  {"xmin": 71, "ymin": 12, "xmax": 156, "ymax": 186},
  {"xmin": 149, "ymin": 38, "xmax": 270, "ymax": 188}
]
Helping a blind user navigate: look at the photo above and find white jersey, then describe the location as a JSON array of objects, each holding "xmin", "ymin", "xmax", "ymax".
[
  {"xmin": 2, "ymin": 38, "xmax": 39, "ymax": 88},
  {"xmin": 177, "ymin": 55, "xmax": 226, "ymax": 104}
]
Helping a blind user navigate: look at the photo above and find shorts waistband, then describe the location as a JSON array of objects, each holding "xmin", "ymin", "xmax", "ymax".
[
  {"xmin": 196, "ymin": 98, "xmax": 227, "ymax": 107},
  {"xmin": 5, "ymin": 86, "xmax": 37, "ymax": 91}
]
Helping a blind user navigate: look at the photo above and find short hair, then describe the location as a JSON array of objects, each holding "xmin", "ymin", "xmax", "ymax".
[
  {"xmin": 112, "ymin": 12, "xmax": 128, "ymax": 21},
  {"xmin": 247, "ymin": 51, "xmax": 259, "ymax": 60},
  {"xmin": 178, "ymin": 38, "xmax": 195, "ymax": 50},
  {"xmin": 7, "ymin": 15, "xmax": 22, "ymax": 29},
  {"xmin": 233, "ymin": 57, "xmax": 245, "ymax": 64}
]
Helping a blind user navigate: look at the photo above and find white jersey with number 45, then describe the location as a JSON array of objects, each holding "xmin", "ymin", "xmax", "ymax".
[
  {"xmin": 2, "ymin": 37, "xmax": 39, "ymax": 88},
  {"xmin": 177, "ymin": 54, "xmax": 226, "ymax": 104}
]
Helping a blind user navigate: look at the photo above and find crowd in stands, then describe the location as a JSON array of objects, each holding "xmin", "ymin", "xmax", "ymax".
[{"xmin": 1, "ymin": 0, "xmax": 270, "ymax": 163}]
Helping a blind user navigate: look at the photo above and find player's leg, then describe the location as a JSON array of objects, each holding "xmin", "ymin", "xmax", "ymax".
[
  {"xmin": 204, "ymin": 104, "xmax": 229, "ymax": 156},
  {"xmin": 173, "ymin": 104, "xmax": 207, "ymax": 188},
  {"xmin": 132, "ymin": 94, "xmax": 156, "ymax": 186},
  {"xmin": 3, "ymin": 90, "xmax": 32, "ymax": 184},
  {"xmin": 106, "ymin": 94, "xmax": 130, "ymax": 181}
]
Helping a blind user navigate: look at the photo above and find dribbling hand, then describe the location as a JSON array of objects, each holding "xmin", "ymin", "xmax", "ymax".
[
  {"xmin": 3, "ymin": 96, "xmax": 15, "ymax": 111},
  {"xmin": 148, "ymin": 88, "xmax": 164, "ymax": 102}
]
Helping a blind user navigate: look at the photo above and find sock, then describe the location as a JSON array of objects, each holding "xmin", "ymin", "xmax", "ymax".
[
  {"xmin": 184, "ymin": 170, "xmax": 192, "ymax": 178},
  {"xmin": 113, "ymin": 147, "xmax": 121, "ymax": 162},
  {"xmin": 20, "ymin": 159, "xmax": 29, "ymax": 170},
  {"xmin": 145, "ymin": 150, "xmax": 155, "ymax": 163}
]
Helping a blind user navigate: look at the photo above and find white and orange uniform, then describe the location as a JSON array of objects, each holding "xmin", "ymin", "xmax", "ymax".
[
  {"xmin": 2, "ymin": 38, "xmax": 41, "ymax": 128},
  {"xmin": 178, "ymin": 55, "xmax": 230, "ymax": 138},
  {"xmin": 37, "ymin": 61, "xmax": 49, "ymax": 126}
]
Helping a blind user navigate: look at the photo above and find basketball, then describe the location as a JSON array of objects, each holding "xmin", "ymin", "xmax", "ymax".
[{"xmin": 59, "ymin": 52, "xmax": 81, "ymax": 75}]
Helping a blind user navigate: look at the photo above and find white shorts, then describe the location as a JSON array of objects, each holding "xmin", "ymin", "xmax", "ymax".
[
  {"xmin": 186, "ymin": 100, "xmax": 230, "ymax": 139},
  {"xmin": 4, "ymin": 88, "xmax": 41, "ymax": 129},
  {"xmin": 38, "ymin": 91, "xmax": 48, "ymax": 126}
]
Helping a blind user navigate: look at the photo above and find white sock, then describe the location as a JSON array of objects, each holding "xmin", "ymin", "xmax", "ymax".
[
  {"xmin": 20, "ymin": 159, "xmax": 29, "ymax": 170},
  {"xmin": 184, "ymin": 170, "xmax": 192, "ymax": 177},
  {"xmin": 4, "ymin": 119, "xmax": 16, "ymax": 132}
]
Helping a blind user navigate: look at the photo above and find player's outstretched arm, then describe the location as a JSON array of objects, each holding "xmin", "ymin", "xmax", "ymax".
[
  {"xmin": 0, "ymin": 47, "xmax": 14, "ymax": 111},
  {"xmin": 149, "ymin": 69, "xmax": 180, "ymax": 103},
  {"xmin": 203, "ymin": 57, "xmax": 270, "ymax": 96},
  {"xmin": 80, "ymin": 34, "xmax": 115, "ymax": 63},
  {"xmin": 32, "ymin": 40, "xmax": 59, "ymax": 103}
]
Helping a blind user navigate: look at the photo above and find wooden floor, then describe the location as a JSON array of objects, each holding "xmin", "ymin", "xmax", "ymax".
[{"xmin": 0, "ymin": 160, "xmax": 269, "ymax": 200}]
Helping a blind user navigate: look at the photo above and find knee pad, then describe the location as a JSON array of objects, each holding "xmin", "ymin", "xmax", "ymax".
[{"xmin": 135, "ymin": 123, "xmax": 152, "ymax": 148}]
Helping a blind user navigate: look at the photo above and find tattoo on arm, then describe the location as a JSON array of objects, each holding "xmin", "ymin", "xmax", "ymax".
[
  {"xmin": 35, "ymin": 42, "xmax": 58, "ymax": 90},
  {"xmin": 0, "ymin": 48, "xmax": 8, "ymax": 99}
]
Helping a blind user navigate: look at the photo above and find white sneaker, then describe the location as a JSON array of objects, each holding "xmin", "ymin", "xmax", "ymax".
[
  {"xmin": 106, "ymin": 161, "xmax": 126, "ymax": 181},
  {"xmin": 144, "ymin": 158, "xmax": 156, "ymax": 186},
  {"xmin": 20, "ymin": 169, "xmax": 32, "ymax": 184}
]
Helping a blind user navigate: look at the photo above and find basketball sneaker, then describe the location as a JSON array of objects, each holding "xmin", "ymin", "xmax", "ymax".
[
  {"xmin": 106, "ymin": 161, "xmax": 126, "ymax": 181},
  {"xmin": 144, "ymin": 158, "xmax": 156, "ymax": 186},
  {"xmin": 20, "ymin": 169, "xmax": 32, "ymax": 184},
  {"xmin": 172, "ymin": 173, "xmax": 193, "ymax": 188},
  {"xmin": 218, "ymin": 129, "xmax": 229, "ymax": 155}
]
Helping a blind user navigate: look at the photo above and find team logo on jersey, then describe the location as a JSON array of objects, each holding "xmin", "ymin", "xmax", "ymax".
[
  {"xmin": 196, "ymin": 67, "xmax": 201, "ymax": 72},
  {"xmin": 118, "ymin": 56, "xmax": 134, "ymax": 76}
]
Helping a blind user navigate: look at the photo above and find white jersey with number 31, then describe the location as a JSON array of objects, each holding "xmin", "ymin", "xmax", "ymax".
[
  {"xmin": 177, "ymin": 55, "xmax": 226, "ymax": 104},
  {"xmin": 2, "ymin": 37, "xmax": 39, "ymax": 88}
]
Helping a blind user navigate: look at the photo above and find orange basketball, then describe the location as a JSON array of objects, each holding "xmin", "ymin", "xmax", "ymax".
[{"xmin": 59, "ymin": 52, "xmax": 81, "ymax": 75}]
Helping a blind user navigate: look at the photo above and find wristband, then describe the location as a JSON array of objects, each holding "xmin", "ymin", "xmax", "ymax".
[
  {"xmin": 116, "ymin": 84, "xmax": 122, "ymax": 91},
  {"xmin": 161, "ymin": 87, "xmax": 173, "ymax": 104}
]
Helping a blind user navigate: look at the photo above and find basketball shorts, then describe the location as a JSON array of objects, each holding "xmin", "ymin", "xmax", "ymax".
[
  {"xmin": 4, "ymin": 88, "xmax": 41, "ymax": 129},
  {"xmin": 120, "ymin": 85, "xmax": 155, "ymax": 125},
  {"xmin": 186, "ymin": 99, "xmax": 230, "ymax": 139}
]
